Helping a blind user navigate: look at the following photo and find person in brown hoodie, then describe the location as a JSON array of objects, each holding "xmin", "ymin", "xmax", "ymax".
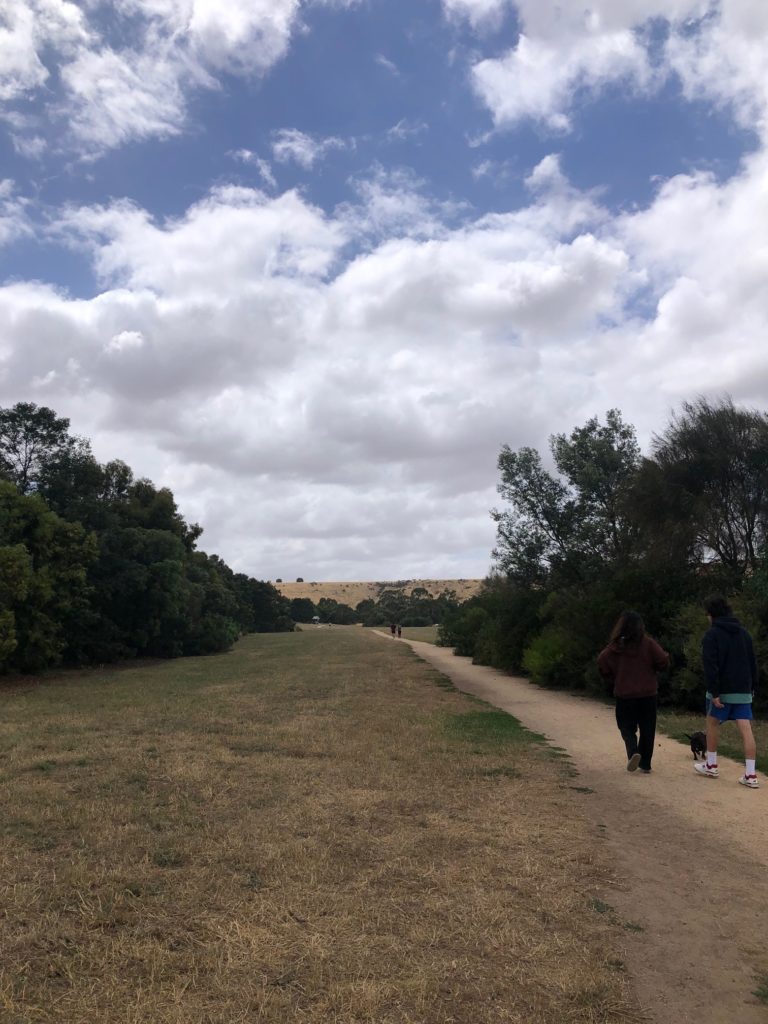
[{"xmin": 598, "ymin": 610, "xmax": 670, "ymax": 773}]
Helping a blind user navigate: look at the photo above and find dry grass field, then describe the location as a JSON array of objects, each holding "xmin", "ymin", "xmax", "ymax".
[
  {"xmin": 1, "ymin": 630, "xmax": 641, "ymax": 1024},
  {"xmin": 398, "ymin": 625, "xmax": 440, "ymax": 644},
  {"xmin": 274, "ymin": 579, "xmax": 484, "ymax": 605}
]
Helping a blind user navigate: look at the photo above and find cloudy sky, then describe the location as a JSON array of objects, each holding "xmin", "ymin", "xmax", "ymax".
[{"xmin": 1, "ymin": 1, "xmax": 767, "ymax": 582}]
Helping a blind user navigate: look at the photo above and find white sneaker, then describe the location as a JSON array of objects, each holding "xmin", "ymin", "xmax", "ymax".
[
  {"xmin": 627, "ymin": 753, "xmax": 641, "ymax": 772},
  {"xmin": 694, "ymin": 762, "xmax": 719, "ymax": 778},
  {"xmin": 738, "ymin": 774, "xmax": 759, "ymax": 789}
]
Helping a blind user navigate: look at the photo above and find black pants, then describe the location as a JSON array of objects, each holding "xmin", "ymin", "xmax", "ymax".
[{"xmin": 615, "ymin": 695, "xmax": 657, "ymax": 770}]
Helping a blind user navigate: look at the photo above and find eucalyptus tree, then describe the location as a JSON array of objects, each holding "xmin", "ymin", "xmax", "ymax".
[
  {"xmin": 493, "ymin": 409, "xmax": 641, "ymax": 584},
  {"xmin": 0, "ymin": 482, "xmax": 95, "ymax": 672},
  {"xmin": 0, "ymin": 403, "xmax": 91, "ymax": 496},
  {"xmin": 650, "ymin": 397, "xmax": 768, "ymax": 578}
]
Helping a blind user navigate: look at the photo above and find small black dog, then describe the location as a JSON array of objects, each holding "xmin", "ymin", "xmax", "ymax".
[{"xmin": 686, "ymin": 731, "xmax": 707, "ymax": 760}]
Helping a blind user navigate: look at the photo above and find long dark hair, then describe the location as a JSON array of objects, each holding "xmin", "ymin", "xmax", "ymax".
[{"xmin": 609, "ymin": 610, "xmax": 645, "ymax": 647}]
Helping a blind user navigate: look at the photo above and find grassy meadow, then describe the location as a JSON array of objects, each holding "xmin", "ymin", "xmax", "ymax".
[
  {"xmin": 398, "ymin": 625, "xmax": 440, "ymax": 644},
  {"xmin": 1, "ymin": 629, "xmax": 641, "ymax": 1024}
]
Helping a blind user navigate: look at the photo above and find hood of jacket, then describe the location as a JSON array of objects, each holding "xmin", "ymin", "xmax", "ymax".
[
  {"xmin": 608, "ymin": 637, "xmax": 645, "ymax": 656},
  {"xmin": 712, "ymin": 615, "xmax": 743, "ymax": 635}
]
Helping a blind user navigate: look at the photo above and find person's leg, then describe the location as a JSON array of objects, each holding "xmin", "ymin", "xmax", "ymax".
[
  {"xmin": 637, "ymin": 695, "xmax": 657, "ymax": 770},
  {"xmin": 735, "ymin": 717, "xmax": 757, "ymax": 764},
  {"xmin": 694, "ymin": 711, "xmax": 721, "ymax": 776},
  {"xmin": 615, "ymin": 698, "xmax": 640, "ymax": 767},
  {"xmin": 735, "ymin": 715, "xmax": 759, "ymax": 787},
  {"xmin": 706, "ymin": 714, "xmax": 720, "ymax": 763}
]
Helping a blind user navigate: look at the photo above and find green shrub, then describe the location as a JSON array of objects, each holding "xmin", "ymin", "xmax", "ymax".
[
  {"xmin": 438, "ymin": 605, "xmax": 489, "ymax": 657},
  {"xmin": 662, "ymin": 603, "xmax": 706, "ymax": 710},
  {"xmin": 522, "ymin": 625, "xmax": 585, "ymax": 689},
  {"xmin": 739, "ymin": 570, "xmax": 768, "ymax": 712}
]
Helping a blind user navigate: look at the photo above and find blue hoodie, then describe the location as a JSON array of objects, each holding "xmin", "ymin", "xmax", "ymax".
[{"xmin": 702, "ymin": 615, "xmax": 758, "ymax": 702}]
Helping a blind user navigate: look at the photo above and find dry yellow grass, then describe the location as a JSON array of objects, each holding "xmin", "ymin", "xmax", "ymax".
[
  {"xmin": 0, "ymin": 630, "xmax": 642, "ymax": 1023},
  {"xmin": 274, "ymin": 579, "xmax": 484, "ymax": 605}
]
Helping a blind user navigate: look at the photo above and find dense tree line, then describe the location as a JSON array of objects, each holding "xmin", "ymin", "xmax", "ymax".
[
  {"xmin": 289, "ymin": 587, "xmax": 460, "ymax": 627},
  {"xmin": 439, "ymin": 398, "xmax": 768, "ymax": 712},
  {"xmin": 0, "ymin": 404, "xmax": 293, "ymax": 673}
]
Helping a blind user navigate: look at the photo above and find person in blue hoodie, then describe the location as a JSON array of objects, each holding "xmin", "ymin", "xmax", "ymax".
[{"xmin": 694, "ymin": 595, "xmax": 759, "ymax": 788}]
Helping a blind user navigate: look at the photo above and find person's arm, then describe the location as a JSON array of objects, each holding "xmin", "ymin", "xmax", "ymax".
[
  {"xmin": 746, "ymin": 632, "xmax": 758, "ymax": 693},
  {"xmin": 648, "ymin": 637, "xmax": 670, "ymax": 671},
  {"xmin": 702, "ymin": 629, "xmax": 720, "ymax": 698},
  {"xmin": 597, "ymin": 647, "xmax": 616, "ymax": 695},
  {"xmin": 597, "ymin": 647, "xmax": 614, "ymax": 678}
]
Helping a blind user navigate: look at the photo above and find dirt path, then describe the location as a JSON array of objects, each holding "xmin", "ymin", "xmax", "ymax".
[{"xmin": 381, "ymin": 634, "xmax": 768, "ymax": 1023}]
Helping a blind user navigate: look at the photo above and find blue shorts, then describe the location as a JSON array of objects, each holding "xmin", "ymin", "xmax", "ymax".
[{"xmin": 706, "ymin": 700, "xmax": 753, "ymax": 722}]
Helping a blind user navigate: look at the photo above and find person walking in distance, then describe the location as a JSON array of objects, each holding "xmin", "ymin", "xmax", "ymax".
[
  {"xmin": 598, "ymin": 611, "xmax": 670, "ymax": 773},
  {"xmin": 390, "ymin": 622, "xmax": 396, "ymax": 638},
  {"xmin": 694, "ymin": 595, "xmax": 759, "ymax": 788}
]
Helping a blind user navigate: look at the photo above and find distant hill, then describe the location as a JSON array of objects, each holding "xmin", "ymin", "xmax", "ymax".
[{"xmin": 273, "ymin": 579, "xmax": 485, "ymax": 605}]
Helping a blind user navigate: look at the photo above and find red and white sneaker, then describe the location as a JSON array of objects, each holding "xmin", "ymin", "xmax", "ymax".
[
  {"xmin": 738, "ymin": 774, "xmax": 759, "ymax": 789},
  {"xmin": 694, "ymin": 762, "xmax": 719, "ymax": 778}
]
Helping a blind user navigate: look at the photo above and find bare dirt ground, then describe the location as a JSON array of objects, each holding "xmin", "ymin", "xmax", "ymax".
[{"xmin": 388, "ymin": 634, "xmax": 768, "ymax": 1024}]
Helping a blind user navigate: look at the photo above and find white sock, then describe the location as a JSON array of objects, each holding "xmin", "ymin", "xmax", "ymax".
[
  {"xmin": 746, "ymin": 759, "xmax": 756, "ymax": 776},
  {"xmin": 707, "ymin": 751, "xmax": 717, "ymax": 767}
]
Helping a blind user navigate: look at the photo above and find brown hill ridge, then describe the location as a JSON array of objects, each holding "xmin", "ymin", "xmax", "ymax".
[{"xmin": 274, "ymin": 579, "xmax": 484, "ymax": 605}]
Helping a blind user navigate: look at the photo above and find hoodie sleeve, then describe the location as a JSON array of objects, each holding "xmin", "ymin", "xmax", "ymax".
[
  {"xmin": 746, "ymin": 631, "xmax": 758, "ymax": 693},
  {"xmin": 597, "ymin": 646, "xmax": 616, "ymax": 680},
  {"xmin": 702, "ymin": 628, "xmax": 720, "ymax": 697},
  {"xmin": 648, "ymin": 637, "xmax": 670, "ymax": 671}
]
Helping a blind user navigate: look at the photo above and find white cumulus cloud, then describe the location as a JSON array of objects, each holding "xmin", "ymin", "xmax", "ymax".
[
  {"xmin": 0, "ymin": 0, "xmax": 89, "ymax": 103},
  {"xmin": 442, "ymin": 0, "xmax": 512, "ymax": 29},
  {"xmin": 1, "ymin": 0, "xmax": 305, "ymax": 155},
  {"xmin": 473, "ymin": 29, "xmax": 652, "ymax": 131},
  {"xmin": 271, "ymin": 129, "xmax": 347, "ymax": 169},
  {"xmin": 0, "ymin": 179, "xmax": 31, "ymax": 247},
  {"xmin": 3, "ymin": 132, "xmax": 768, "ymax": 579},
  {"xmin": 464, "ymin": 1, "xmax": 768, "ymax": 138}
]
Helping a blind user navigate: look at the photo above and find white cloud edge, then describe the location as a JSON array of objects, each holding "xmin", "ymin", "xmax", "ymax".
[{"xmin": 4, "ymin": 143, "xmax": 768, "ymax": 578}]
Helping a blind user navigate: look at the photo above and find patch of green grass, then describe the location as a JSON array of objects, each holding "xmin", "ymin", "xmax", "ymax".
[
  {"xmin": 3, "ymin": 820, "xmax": 60, "ymax": 851},
  {"xmin": 444, "ymin": 710, "xmax": 540, "ymax": 748},
  {"xmin": 152, "ymin": 847, "xmax": 187, "ymax": 868},
  {"xmin": 589, "ymin": 898, "xmax": 613, "ymax": 915},
  {"xmin": 228, "ymin": 740, "xmax": 276, "ymax": 756},
  {"xmin": 623, "ymin": 921, "xmax": 644, "ymax": 933},
  {"xmin": 442, "ymin": 710, "xmax": 577, "ymax": 781},
  {"xmin": 400, "ymin": 625, "xmax": 440, "ymax": 644},
  {"xmin": 427, "ymin": 669, "xmax": 455, "ymax": 691},
  {"xmin": 546, "ymin": 745, "xmax": 570, "ymax": 761},
  {"xmin": 753, "ymin": 973, "xmax": 768, "ymax": 1004},
  {"xmin": 544, "ymin": 744, "xmax": 578, "ymax": 777},
  {"xmin": 477, "ymin": 765, "xmax": 519, "ymax": 779},
  {"xmin": 124, "ymin": 771, "xmax": 149, "ymax": 791}
]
